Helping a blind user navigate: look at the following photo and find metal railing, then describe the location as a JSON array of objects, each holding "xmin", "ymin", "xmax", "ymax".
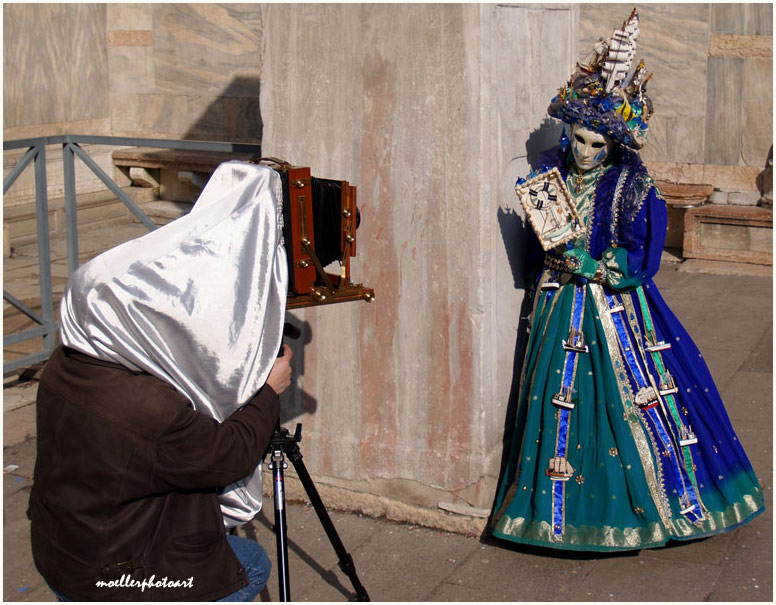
[{"xmin": 3, "ymin": 135, "xmax": 261, "ymax": 375}]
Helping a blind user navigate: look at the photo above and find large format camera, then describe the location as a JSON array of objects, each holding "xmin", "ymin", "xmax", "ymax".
[
  {"xmin": 246, "ymin": 159, "xmax": 373, "ymax": 601},
  {"xmin": 254, "ymin": 158, "xmax": 374, "ymax": 309}
]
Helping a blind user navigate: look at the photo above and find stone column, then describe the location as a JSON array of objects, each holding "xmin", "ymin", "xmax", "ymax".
[{"xmin": 260, "ymin": 3, "xmax": 575, "ymax": 522}]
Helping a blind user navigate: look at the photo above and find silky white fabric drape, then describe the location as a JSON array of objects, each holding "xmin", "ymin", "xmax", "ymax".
[{"xmin": 60, "ymin": 161, "xmax": 288, "ymax": 527}]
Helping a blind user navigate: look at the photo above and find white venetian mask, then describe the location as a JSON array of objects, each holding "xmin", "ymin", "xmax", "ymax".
[{"xmin": 570, "ymin": 123, "xmax": 613, "ymax": 172}]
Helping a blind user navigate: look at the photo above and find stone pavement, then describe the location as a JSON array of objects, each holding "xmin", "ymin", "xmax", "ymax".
[{"xmin": 3, "ymin": 258, "xmax": 772, "ymax": 602}]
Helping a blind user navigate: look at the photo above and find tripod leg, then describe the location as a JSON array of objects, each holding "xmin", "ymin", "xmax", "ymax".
[
  {"xmin": 287, "ymin": 447, "xmax": 370, "ymax": 601},
  {"xmin": 269, "ymin": 444, "xmax": 291, "ymax": 601}
]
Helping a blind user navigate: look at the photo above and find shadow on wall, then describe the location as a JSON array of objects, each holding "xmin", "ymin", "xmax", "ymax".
[
  {"xmin": 526, "ymin": 117, "xmax": 564, "ymax": 169},
  {"xmin": 278, "ymin": 315, "xmax": 320, "ymax": 425},
  {"xmin": 489, "ymin": 117, "xmax": 565, "ymax": 529},
  {"xmin": 497, "ymin": 117, "xmax": 563, "ymax": 290},
  {"xmin": 183, "ymin": 76, "xmax": 263, "ymax": 143}
]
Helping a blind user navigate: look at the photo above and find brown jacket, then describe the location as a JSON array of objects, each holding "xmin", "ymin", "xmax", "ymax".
[{"xmin": 29, "ymin": 346, "xmax": 280, "ymax": 601}]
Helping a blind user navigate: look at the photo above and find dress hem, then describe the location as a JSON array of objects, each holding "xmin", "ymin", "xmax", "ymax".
[{"xmin": 490, "ymin": 504, "xmax": 766, "ymax": 553}]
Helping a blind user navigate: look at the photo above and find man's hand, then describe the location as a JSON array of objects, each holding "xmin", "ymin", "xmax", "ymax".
[{"xmin": 266, "ymin": 345, "xmax": 293, "ymax": 395}]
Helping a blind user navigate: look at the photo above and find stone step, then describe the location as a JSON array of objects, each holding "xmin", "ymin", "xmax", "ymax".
[
  {"xmin": 113, "ymin": 147, "xmax": 257, "ymax": 203},
  {"xmin": 656, "ymin": 181, "xmax": 714, "ymax": 251},
  {"xmin": 656, "ymin": 181, "xmax": 714, "ymax": 207},
  {"xmin": 683, "ymin": 204, "xmax": 773, "ymax": 265},
  {"xmin": 134, "ymin": 199, "xmax": 194, "ymax": 225},
  {"xmin": 3, "ymin": 186, "xmax": 157, "ymax": 250},
  {"xmin": 112, "ymin": 147, "xmax": 257, "ymax": 173},
  {"xmin": 3, "ymin": 220, "xmax": 151, "ymax": 370}
]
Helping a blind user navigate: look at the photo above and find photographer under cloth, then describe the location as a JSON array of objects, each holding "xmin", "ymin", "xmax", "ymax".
[{"xmin": 29, "ymin": 162, "xmax": 292, "ymax": 601}]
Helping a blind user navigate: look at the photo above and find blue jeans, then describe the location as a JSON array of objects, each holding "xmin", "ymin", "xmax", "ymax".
[
  {"xmin": 52, "ymin": 534, "xmax": 271, "ymax": 602},
  {"xmin": 217, "ymin": 535, "xmax": 272, "ymax": 601}
]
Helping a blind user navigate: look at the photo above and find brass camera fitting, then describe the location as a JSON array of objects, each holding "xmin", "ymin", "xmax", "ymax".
[{"xmin": 312, "ymin": 287, "xmax": 328, "ymax": 303}]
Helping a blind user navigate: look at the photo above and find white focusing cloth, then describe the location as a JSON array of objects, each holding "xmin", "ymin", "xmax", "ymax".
[{"xmin": 60, "ymin": 161, "xmax": 288, "ymax": 527}]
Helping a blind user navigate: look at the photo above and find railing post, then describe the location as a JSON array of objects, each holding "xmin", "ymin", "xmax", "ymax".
[
  {"xmin": 3, "ymin": 146, "xmax": 37, "ymax": 194},
  {"xmin": 70, "ymin": 143, "xmax": 158, "ymax": 231},
  {"xmin": 63, "ymin": 141, "xmax": 79, "ymax": 275},
  {"xmin": 33, "ymin": 144, "xmax": 57, "ymax": 357}
]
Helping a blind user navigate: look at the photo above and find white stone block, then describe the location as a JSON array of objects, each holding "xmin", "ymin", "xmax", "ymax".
[
  {"xmin": 727, "ymin": 191, "xmax": 761, "ymax": 206},
  {"xmin": 107, "ymin": 3, "xmax": 153, "ymax": 31},
  {"xmin": 709, "ymin": 190, "xmax": 729, "ymax": 204}
]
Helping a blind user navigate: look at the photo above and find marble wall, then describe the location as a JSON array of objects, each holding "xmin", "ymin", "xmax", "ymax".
[
  {"xmin": 4, "ymin": 3, "xmax": 262, "ymax": 223},
  {"xmin": 3, "ymin": 3, "xmax": 114, "ymax": 239},
  {"xmin": 260, "ymin": 3, "xmax": 577, "ymax": 514},
  {"xmin": 106, "ymin": 3, "xmax": 262, "ymax": 141},
  {"xmin": 4, "ymin": 4, "xmax": 771, "ymax": 184},
  {"xmin": 3, "ymin": 4, "xmax": 110, "ymax": 139},
  {"xmin": 3, "ymin": 3, "xmax": 262, "ymax": 143}
]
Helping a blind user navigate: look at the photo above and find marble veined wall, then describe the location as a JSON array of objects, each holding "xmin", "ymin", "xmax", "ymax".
[
  {"xmin": 261, "ymin": 3, "xmax": 577, "ymax": 515},
  {"xmin": 3, "ymin": 3, "xmax": 262, "ymax": 142},
  {"xmin": 107, "ymin": 3, "xmax": 262, "ymax": 141},
  {"xmin": 3, "ymin": 3, "xmax": 109, "ymax": 138},
  {"xmin": 3, "ymin": 3, "xmax": 263, "ymax": 220}
]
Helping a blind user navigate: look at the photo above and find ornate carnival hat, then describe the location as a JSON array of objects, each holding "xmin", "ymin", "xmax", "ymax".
[{"xmin": 548, "ymin": 8, "xmax": 653, "ymax": 149}]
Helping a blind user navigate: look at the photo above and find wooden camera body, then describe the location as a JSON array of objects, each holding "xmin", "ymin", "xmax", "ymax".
[{"xmin": 258, "ymin": 159, "xmax": 374, "ymax": 309}]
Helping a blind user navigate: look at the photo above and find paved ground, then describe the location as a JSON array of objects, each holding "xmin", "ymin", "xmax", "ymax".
[{"xmin": 3, "ymin": 232, "xmax": 772, "ymax": 601}]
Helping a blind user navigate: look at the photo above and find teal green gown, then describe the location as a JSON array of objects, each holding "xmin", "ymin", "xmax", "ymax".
[{"xmin": 491, "ymin": 150, "xmax": 765, "ymax": 551}]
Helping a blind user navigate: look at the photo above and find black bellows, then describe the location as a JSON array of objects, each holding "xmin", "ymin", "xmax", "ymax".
[
  {"xmin": 280, "ymin": 176, "xmax": 344, "ymax": 292},
  {"xmin": 310, "ymin": 178, "xmax": 344, "ymax": 270}
]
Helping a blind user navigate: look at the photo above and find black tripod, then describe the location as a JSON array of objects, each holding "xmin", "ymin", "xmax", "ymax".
[{"xmin": 266, "ymin": 421, "xmax": 370, "ymax": 601}]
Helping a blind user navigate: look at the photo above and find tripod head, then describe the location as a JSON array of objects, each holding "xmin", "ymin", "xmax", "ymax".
[
  {"xmin": 282, "ymin": 322, "xmax": 302, "ymax": 340},
  {"xmin": 277, "ymin": 322, "xmax": 301, "ymax": 358}
]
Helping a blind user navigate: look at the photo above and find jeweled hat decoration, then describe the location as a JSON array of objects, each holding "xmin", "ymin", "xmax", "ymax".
[{"xmin": 548, "ymin": 8, "xmax": 653, "ymax": 150}]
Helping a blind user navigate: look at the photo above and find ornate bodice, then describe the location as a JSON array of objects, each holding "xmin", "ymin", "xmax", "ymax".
[{"xmin": 565, "ymin": 164, "xmax": 606, "ymax": 252}]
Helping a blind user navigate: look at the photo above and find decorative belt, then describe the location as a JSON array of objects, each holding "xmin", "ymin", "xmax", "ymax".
[
  {"xmin": 544, "ymin": 253, "xmax": 607, "ymax": 284},
  {"xmin": 543, "ymin": 255, "xmax": 572, "ymax": 274}
]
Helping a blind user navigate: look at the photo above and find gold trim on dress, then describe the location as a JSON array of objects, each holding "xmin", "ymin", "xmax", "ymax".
[{"xmin": 590, "ymin": 283, "xmax": 673, "ymax": 529}]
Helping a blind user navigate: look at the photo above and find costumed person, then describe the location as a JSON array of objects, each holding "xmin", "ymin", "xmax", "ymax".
[
  {"xmin": 491, "ymin": 10, "xmax": 765, "ymax": 551},
  {"xmin": 29, "ymin": 161, "xmax": 291, "ymax": 600}
]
